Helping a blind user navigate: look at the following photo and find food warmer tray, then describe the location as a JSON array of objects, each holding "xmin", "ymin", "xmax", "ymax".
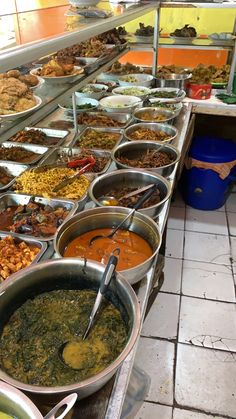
[
  {"xmin": 1, "ymin": 143, "xmax": 52, "ymax": 165},
  {"xmin": 78, "ymin": 44, "xmax": 126, "ymax": 75},
  {"xmin": 39, "ymin": 147, "xmax": 112, "ymax": 175},
  {"xmin": 11, "ymin": 169, "xmax": 94, "ymax": 206},
  {"xmin": 7, "ymin": 127, "xmax": 69, "ymax": 148},
  {"xmin": 71, "ymin": 127, "xmax": 123, "ymax": 151},
  {"xmin": 75, "ymin": 111, "xmax": 134, "ymax": 130},
  {"xmin": 0, "ymin": 193, "xmax": 79, "ymax": 242},
  {"xmin": 0, "ymin": 162, "xmax": 28, "ymax": 192}
]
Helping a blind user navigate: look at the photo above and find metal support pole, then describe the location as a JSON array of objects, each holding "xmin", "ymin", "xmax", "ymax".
[
  {"xmin": 152, "ymin": 7, "xmax": 160, "ymax": 76},
  {"xmin": 227, "ymin": 17, "xmax": 236, "ymax": 94}
]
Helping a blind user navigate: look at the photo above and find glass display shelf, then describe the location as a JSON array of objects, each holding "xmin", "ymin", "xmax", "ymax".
[
  {"xmin": 161, "ymin": 1, "xmax": 236, "ymax": 8},
  {"xmin": 0, "ymin": 1, "xmax": 157, "ymax": 73},
  {"xmin": 128, "ymin": 35, "xmax": 235, "ymax": 50},
  {"xmin": 0, "ymin": 47, "xmax": 129, "ymax": 141}
]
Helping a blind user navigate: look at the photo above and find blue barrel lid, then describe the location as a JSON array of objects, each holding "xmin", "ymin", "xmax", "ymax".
[{"xmin": 189, "ymin": 135, "xmax": 236, "ymax": 163}]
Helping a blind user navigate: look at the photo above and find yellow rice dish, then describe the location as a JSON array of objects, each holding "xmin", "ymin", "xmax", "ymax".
[{"xmin": 14, "ymin": 167, "xmax": 90, "ymax": 200}]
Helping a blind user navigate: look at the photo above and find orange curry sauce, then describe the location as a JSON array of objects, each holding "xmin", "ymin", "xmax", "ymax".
[{"xmin": 64, "ymin": 228, "xmax": 153, "ymax": 271}]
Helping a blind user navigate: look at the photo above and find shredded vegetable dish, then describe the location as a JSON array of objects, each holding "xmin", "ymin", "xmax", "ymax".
[
  {"xmin": 128, "ymin": 128, "xmax": 171, "ymax": 142},
  {"xmin": 14, "ymin": 167, "xmax": 90, "ymax": 200}
]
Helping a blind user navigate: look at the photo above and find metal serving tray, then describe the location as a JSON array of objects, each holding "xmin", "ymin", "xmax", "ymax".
[
  {"xmin": 1, "ymin": 143, "xmax": 51, "ymax": 165},
  {"xmin": 76, "ymin": 111, "xmax": 133, "ymax": 130},
  {"xmin": 71, "ymin": 127, "xmax": 123, "ymax": 152},
  {"xmin": 0, "ymin": 193, "xmax": 78, "ymax": 242},
  {"xmin": 12, "ymin": 168, "xmax": 94, "ymax": 207},
  {"xmin": 7, "ymin": 127, "xmax": 69, "ymax": 148},
  {"xmin": 0, "ymin": 231, "xmax": 47, "ymax": 281},
  {"xmin": 39, "ymin": 147, "xmax": 111, "ymax": 175},
  {"xmin": 0, "ymin": 162, "xmax": 28, "ymax": 192}
]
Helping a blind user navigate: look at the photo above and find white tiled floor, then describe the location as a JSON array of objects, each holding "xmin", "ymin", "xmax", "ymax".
[{"xmin": 134, "ymin": 190, "xmax": 236, "ymax": 419}]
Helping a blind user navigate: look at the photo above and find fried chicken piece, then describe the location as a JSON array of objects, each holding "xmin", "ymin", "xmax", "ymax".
[
  {"xmin": 40, "ymin": 59, "xmax": 65, "ymax": 76},
  {"xmin": 19, "ymin": 74, "xmax": 39, "ymax": 87},
  {"xmin": 60, "ymin": 63, "xmax": 74, "ymax": 74},
  {"xmin": 0, "ymin": 76, "xmax": 36, "ymax": 114},
  {"xmin": 7, "ymin": 70, "xmax": 21, "ymax": 78},
  {"xmin": 0, "ymin": 78, "xmax": 28, "ymax": 97}
]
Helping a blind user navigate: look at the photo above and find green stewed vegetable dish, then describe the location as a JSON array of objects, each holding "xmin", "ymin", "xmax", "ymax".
[{"xmin": 0, "ymin": 289, "xmax": 128, "ymax": 386}]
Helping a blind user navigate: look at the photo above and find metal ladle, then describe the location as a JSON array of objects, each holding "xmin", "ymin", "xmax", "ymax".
[
  {"xmin": 60, "ymin": 249, "xmax": 119, "ymax": 370},
  {"xmin": 90, "ymin": 183, "xmax": 159, "ymax": 246}
]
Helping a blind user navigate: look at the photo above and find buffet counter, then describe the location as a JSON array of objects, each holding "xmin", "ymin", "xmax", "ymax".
[{"xmin": 22, "ymin": 101, "xmax": 192, "ymax": 419}]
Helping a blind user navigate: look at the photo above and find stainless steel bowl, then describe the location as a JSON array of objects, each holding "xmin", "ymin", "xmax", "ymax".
[
  {"xmin": 54, "ymin": 207, "xmax": 161, "ymax": 284},
  {"xmin": 124, "ymin": 122, "xmax": 178, "ymax": 144},
  {"xmin": 0, "ymin": 381, "xmax": 77, "ymax": 419},
  {"xmin": 112, "ymin": 141, "xmax": 180, "ymax": 177},
  {"xmin": 0, "ymin": 258, "xmax": 140, "ymax": 402},
  {"xmin": 88, "ymin": 168, "xmax": 171, "ymax": 218},
  {"xmin": 156, "ymin": 73, "xmax": 192, "ymax": 90},
  {"xmin": 134, "ymin": 107, "xmax": 175, "ymax": 124}
]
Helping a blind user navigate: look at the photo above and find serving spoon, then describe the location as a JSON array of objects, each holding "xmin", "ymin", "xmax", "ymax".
[
  {"xmin": 60, "ymin": 249, "xmax": 119, "ymax": 370},
  {"xmin": 99, "ymin": 183, "xmax": 155, "ymax": 206},
  {"xmin": 90, "ymin": 183, "xmax": 159, "ymax": 246}
]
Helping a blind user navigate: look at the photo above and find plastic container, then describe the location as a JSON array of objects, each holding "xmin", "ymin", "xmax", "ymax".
[
  {"xmin": 233, "ymin": 72, "xmax": 236, "ymax": 95},
  {"xmin": 181, "ymin": 135, "xmax": 236, "ymax": 210},
  {"xmin": 187, "ymin": 83, "xmax": 212, "ymax": 100}
]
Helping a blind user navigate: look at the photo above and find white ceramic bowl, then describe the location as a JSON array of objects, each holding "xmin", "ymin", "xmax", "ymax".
[
  {"xmin": 149, "ymin": 87, "xmax": 186, "ymax": 103},
  {"xmin": 118, "ymin": 73, "xmax": 154, "ymax": 87},
  {"xmin": 30, "ymin": 66, "xmax": 83, "ymax": 84},
  {"xmin": 99, "ymin": 95, "xmax": 142, "ymax": 113},
  {"xmin": 76, "ymin": 83, "xmax": 108, "ymax": 100},
  {"xmin": 0, "ymin": 96, "xmax": 42, "ymax": 120},
  {"xmin": 75, "ymin": 96, "xmax": 99, "ymax": 111},
  {"xmin": 209, "ymin": 32, "xmax": 233, "ymax": 41},
  {"xmin": 112, "ymin": 86, "xmax": 151, "ymax": 98}
]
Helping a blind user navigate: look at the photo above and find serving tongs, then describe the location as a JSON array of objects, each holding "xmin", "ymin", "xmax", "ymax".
[
  {"xmin": 34, "ymin": 155, "xmax": 96, "ymax": 172},
  {"xmin": 52, "ymin": 156, "xmax": 96, "ymax": 192}
]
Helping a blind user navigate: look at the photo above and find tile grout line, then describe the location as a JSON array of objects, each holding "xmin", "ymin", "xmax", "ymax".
[
  {"xmin": 162, "ymin": 253, "xmax": 232, "ymax": 269},
  {"xmin": 158, "ymin": 289, "xmax": 236, "ymax": 305},
  {"xmin": 140, "ymin": 334, "xmax": 236, "ymax": 356},
  {"xmin": 168, "ymin": 225, "xmax": 230, "ymax": 237},
  {"xmin": 224, "ymin": 210, "xmax": 236, "ymax": 301},
  {"xmin": 171, "ymin": 206, "xmax": 186, "ymax": 418},
  {"xmin": 144, "ymin": 399, "xmax": 236, "ymax": 419}
]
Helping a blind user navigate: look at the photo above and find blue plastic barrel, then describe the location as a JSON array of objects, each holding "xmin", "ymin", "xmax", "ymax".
[{"xmin": 181, "ymin": 135, "xmax": 236, "ymax": 210}]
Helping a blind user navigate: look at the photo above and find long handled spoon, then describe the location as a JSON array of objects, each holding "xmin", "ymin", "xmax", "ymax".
[
  {"xmin": 59, "ymin": 249, "xmax": 119, "ymax": 370},
  {"xmin": 89, "ymin": 183, "xmax": 159, "ymax": 246}
]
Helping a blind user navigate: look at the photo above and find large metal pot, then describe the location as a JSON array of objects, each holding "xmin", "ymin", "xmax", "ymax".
[
  {"xmin": 112, "ymin": 141, "xmax": 180, "ymax": 177},
  {"xmin": 0, "ymin": 259, "xmax": 140, "ymax": 403},
  {"xmin": 54, "ymin": 207, "xmax": 161, "ymax": 284},
  {"xmin": 88, "ymin": 169, "xmax": 171, "ymax": 218},
  {"xmin": 0, "ymin": 381, "xmax": 77, "ymax": 418}
]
